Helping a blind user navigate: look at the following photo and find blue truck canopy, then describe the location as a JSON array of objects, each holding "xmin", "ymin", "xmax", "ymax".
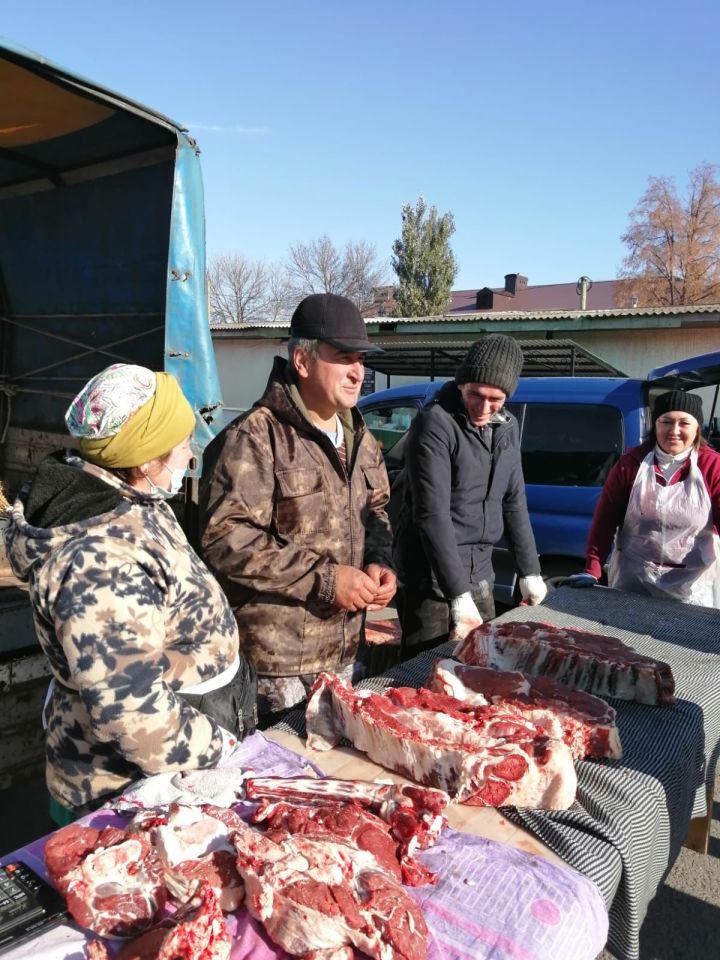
[{"xmin": 0, "ymin": 38, "xmax": 222, "ymax": 485}]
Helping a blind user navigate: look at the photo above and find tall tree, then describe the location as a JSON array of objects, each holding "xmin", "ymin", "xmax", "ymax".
[
  {"xmin": 207, "ymin": 253, "xmax": 268, "ymax": 324},
  {"xmin": 391, "ymin": 196, "xmax": 458, "ymax": 316},
  {"xmin": 617, "ymin": 163, "xmax": 720, "ymax": 307},
  {"xmin": 285, "ymin": 235, "xmax": 388, "ymax": 311}
]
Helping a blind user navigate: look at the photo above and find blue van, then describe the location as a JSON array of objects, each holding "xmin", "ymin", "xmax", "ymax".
[{"xmin": 358, "ymin": 350, "xmax": 720, "ymax": 603}]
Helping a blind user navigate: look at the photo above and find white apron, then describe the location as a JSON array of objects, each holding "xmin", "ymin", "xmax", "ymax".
[{"xmin": 608, "ymin": 450, "xmax": 720, "ymax": 608}]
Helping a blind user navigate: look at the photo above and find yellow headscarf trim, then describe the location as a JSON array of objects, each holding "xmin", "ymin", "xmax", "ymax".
[{"xmin": 78, "ymin": 373, "xmax": 196, "ymax": 469}]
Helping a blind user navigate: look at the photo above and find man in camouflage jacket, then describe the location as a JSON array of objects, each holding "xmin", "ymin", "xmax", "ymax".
[{"xmin": 200, "ymin": 294, "xmax": 396, "ymax": 723}]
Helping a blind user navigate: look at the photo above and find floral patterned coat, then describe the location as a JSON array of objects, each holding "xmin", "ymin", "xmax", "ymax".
[{"xmin": 5, "ymin": 453, "xmax": 240, "ymax": 811}]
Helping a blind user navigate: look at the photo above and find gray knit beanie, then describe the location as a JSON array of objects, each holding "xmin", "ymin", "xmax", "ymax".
[
  {"xmin": 455, "ymin": 335, "xmax": 524, "ymax": 396},
  {"xmin": 652, "ymin": 390, "xmax": 704, "ymax": 424}
]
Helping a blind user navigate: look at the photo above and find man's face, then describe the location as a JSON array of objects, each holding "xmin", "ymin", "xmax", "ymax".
[
  {"xmin": 295, "ymin": 342, "xmax": 366, "ymax": 414},
  {"xmin": 459, "ymin": 382, "xmax": 507, "ymax": 427}
]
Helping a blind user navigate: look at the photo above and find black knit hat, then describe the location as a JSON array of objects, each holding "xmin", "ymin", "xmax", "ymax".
[
  {"xmin": 290, "ymin": 293, "xmax": 382, "ymax": 353},
  {"xmin": 653, "ymin": 390, "xmax": 704, "ymax": 424},
  {"xmin": 455, "ymin": 335, "xmax": 524, "ymax": 396}
]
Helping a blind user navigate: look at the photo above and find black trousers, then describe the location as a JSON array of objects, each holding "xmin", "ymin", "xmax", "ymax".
[{"xmin": 396, "ymin": 580, "xmax": 496, "ymax": 659}]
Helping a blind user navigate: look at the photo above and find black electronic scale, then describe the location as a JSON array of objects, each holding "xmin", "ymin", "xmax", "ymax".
[{"xmin": 0, "ymin": 861, "xmax": 67, "ymax": 955}]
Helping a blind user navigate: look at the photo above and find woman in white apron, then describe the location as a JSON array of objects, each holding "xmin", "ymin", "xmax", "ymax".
[{"xmin": 580, "ymin": 390, "xmax": 720, "ymax": 608}]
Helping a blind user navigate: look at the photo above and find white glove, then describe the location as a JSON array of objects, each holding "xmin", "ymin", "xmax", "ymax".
[
  {"xmin": 519, "ymin": 575, "xmax": 547, "ymax": 605},
  {"xmin": 449, "ymin": 592, "xmax": 483, "ymax": 640}
]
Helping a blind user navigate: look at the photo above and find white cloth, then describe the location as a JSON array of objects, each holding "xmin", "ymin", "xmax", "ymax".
[
  {"xmin": 609, "ymin": 449, "xmax": 720, "ymax": 607},
  {"xmin": 113, "ymin": 764, "xmax": 251, "ymax": 811}
]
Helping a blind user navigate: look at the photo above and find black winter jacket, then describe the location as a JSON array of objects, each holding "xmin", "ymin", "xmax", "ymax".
[{"xmin": 393, "ymin": 381, "xmax": 540, "ymax": 598}]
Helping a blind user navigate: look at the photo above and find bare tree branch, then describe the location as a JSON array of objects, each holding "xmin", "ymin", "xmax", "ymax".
[
  {"xmin": 208, "ymin": 253, "xmax": 268, "ymax": 324},
  {"xmin": 285, "ymin": 235, "xmax": 388, "ymax": 311}
]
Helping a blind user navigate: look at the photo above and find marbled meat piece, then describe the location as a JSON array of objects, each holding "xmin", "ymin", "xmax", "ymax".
[
  {"xmin": 45, "ymin": 824, "xmax": 129, "ymax": 894},
  {"xmin": 246, "ymin": 776, "xmax": 447, "ymax": 858},
  {"xmin": 153, "ymin": 804, "xmax": 244, "ymax": 911},
  {"xmin": 45, "ymin": 824, "xmax": 165, "ymax": 938},
  {"xmin": 454, "ymin": 620, "xmax": 676, "ymax": 706},
  {"xmin": 232, "ymin": 817, "xmax": 427, "ymax": 960},
  {"xmin": 430, "ymin": 658, "xmax": 622, "ymax": 760},
  {"xmin": 252, "ymin": 797, "xmax": 437, "ymax": 887},
  {"xmin": 117, "ymin": 883, "xmax": 230, "ymax": 960},
  {"xmin": 306, "ymin": 673, "xmax": 576, "ymax": 810}
]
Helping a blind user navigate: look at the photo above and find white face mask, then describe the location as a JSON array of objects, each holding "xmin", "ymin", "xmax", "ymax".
[{"xmin": 147, "ymin": 464, "xmax": 186, "ymax": 499}]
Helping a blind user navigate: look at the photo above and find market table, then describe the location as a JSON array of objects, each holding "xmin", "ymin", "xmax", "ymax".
[
  {"xmin": 0, "ymin": 731, "xmax": 608, "ymax": 960},
  {"xmin": 2, "ymin": 585, "xmax": 713, "ymax": 960},
  {"xmin": 282, "ymin": 585, "xmax": 716, "ymax": 960}
]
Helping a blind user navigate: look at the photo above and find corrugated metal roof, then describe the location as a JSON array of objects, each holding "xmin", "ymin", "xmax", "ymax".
[
  {"xmin": 365, "ymin": 338, "xmax": 624, "ymax": 378},
  {"xmin": 210, "ymin": 301, "xmax": 720, "ymax": 332}
]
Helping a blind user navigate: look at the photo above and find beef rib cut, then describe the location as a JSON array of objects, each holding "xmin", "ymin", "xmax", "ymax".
[
  {"xmin": 305, "ymin": 673, "xmax": 576, "ymax": 809},
  {"xmin": 430, "ymin": 658, "xmax": 622, "ymax": 760},
  {"xmin": 454, "ymin": 620, "xmax": 675, "ymax": 705}
]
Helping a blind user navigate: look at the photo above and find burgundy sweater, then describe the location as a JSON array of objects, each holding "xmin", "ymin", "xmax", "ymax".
[{"xmin": 585, "ymin": 441, "xmax": 720, "ymax": 579}]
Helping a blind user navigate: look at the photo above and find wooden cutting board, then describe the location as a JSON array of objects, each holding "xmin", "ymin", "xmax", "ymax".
[{"xmin": 265, "ymin": 729, "xmax": 568, "ymax": 868}]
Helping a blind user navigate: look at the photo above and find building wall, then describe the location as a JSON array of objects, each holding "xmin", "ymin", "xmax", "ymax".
[
  {"xmin": 570, "ymin": 327, "xmax": 719, "ymax": 379},
  {"xmin": 214, "ymin": 339, "xmax": 286, "ymax": 413}
]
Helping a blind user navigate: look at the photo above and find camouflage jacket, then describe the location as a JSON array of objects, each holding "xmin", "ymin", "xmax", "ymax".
[
  {"xmin": 199, "ymin": 357, "xmax": 393, "ymax": 677},
  {"xmin": 5, "ymin": 454, "xmax": 240, "ymax": 811}
]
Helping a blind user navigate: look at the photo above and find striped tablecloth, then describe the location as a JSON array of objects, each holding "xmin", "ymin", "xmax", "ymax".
[{"xmin": 275, "ymin": 586, "xmax": 719, "ymax": 960}]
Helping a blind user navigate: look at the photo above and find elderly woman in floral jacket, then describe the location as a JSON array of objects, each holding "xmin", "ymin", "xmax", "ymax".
[{"xmin": 5, "ymin": 364, "xmax": 255, "ymax": 824}]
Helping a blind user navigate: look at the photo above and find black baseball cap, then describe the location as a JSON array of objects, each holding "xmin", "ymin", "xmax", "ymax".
[{"xmin": 290, "ymin": 293, "xmax": 382, "ymax": 353}]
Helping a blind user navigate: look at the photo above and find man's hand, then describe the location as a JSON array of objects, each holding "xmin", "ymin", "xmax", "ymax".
[
  {"xmin": 333, "ymin": 565, "xmax": 379, "ymax": 611},
  {"xmin": 449, "ymin": 592, "xmax": 483, "ymax": 642},
  {"xmin": 519, "ymin": 575, "xmax": 547, "ymax": 605},
  {"xmin": 364, "ymin": 563, "xmax": 398, "ymax": 611}
]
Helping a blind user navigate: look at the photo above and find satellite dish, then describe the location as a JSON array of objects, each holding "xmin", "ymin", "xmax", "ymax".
[{"xmin": 576, "ymin": 276, "xmax": 593, "ymax": 294}]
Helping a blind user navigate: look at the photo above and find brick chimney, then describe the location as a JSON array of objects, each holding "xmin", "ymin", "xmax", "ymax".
[
  {"xmin": 504, "ymin": 273, "xmax": 528, "ymax": 295},
  {"xmin": 475, "ymin": 287, "xmax": 494, "ymax": 309}
]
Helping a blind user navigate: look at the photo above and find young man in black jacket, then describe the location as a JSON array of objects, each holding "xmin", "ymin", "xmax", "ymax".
[{"xmin": 393, "ymin": 334, "xmax": 546, "ymax": 653}]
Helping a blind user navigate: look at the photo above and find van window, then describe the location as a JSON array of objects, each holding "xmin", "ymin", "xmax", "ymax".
[
  {"xmin": 520, "ymin": 404, "xmax": 623, "ymax": 487},
  {"xmin": 362, "ymin": 404, "xmax": 420, "ymax": 453}
]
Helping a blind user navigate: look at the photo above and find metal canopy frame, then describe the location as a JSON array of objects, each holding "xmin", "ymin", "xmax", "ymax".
[{"xmin": 365, "ymin": 338, "xmax": 624, "ymax": 381}]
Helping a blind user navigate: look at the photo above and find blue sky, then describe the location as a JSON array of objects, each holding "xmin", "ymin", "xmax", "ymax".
[{"xmin": 4, "ymin": 0, "xmax": 719, "ymax": 289}]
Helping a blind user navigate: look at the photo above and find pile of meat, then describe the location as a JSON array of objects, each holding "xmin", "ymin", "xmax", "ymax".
[
  {"xmin": 455, "ymin": 620, "xmax": 676, "ymax": 706},
  {"xmin": 304, "ymin": 619, "xmax": 676, "ymax": 811},
  {"xmin": 44, "ymin": 778, "xmax": 448, "ymax": 960},
  {"xmin": 306, "ymin": 672, "xmax": 578, "ymax": 809}
]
